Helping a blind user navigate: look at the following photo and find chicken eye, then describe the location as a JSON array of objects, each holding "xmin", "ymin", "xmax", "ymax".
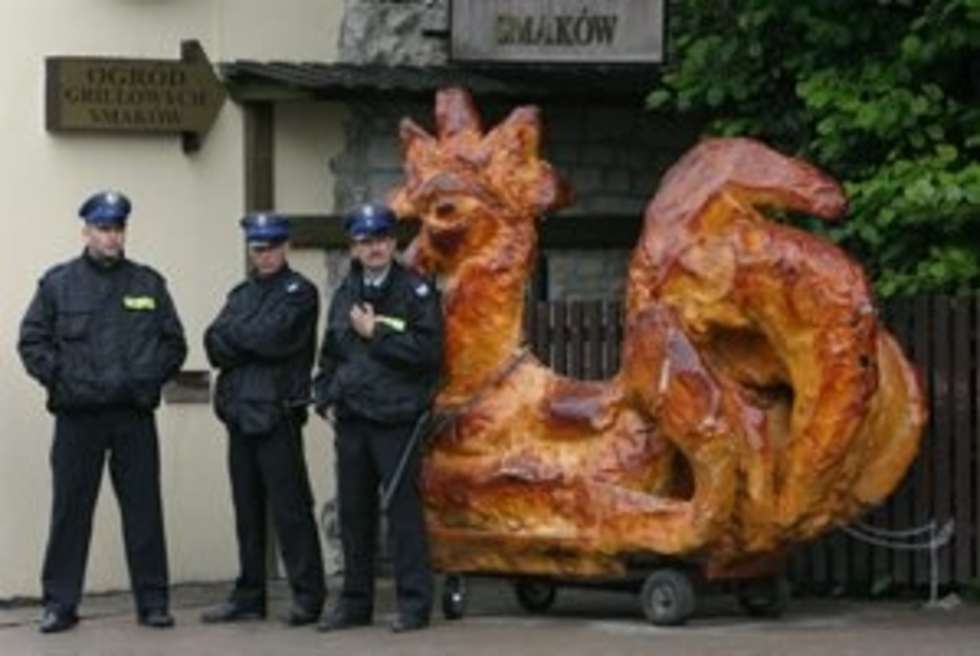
[{"xmin": 435, "ymin": 201, "xmax": 456, "ymax": 218}]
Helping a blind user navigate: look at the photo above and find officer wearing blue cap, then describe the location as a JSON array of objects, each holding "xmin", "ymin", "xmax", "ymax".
[
  {"xmin": 202, "ymin": 211, "xmax": 326, "ymax": 626},
  {"xmin": 313, "ymin": 203, "xmax": 442, "ymax": 633},
  {"xmin": 78, "ymin": 189, "xmax": 131, "ymax": 225},
  {"xmin": 18, "ymin": 190, "xmax": 187, "ymax": 633},
  {"xmin": 240, "ymin": 211, "xmax": 290, "ymax": 248},
  {"xmin": 345, "ymin": 202, "xmax": 396, "ymax": 241}
]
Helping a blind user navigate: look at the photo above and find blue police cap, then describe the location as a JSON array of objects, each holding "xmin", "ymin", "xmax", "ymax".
[
  {"xmin": 345, "ymin": 203, "xmax": 396, "ymax": 241},
  {"xmin": 78, "ymin": 190, "xmax": 131, "ymax": 225},
  {"xmin": 240, "ymin": 212, "xmax": 290, "ymax": 245}
]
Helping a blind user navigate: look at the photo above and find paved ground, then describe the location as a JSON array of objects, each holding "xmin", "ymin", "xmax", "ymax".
[{"xmin": 2, "ymin": 577, "xmax": 979, "ymax": 655}]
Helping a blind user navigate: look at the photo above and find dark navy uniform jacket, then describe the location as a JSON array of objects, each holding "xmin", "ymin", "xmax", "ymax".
[
  {"xmin": 205, "ymin": 265, "xmax": 319, "ymax": 436},
  {"xmin": 18, "ymin": 252, "xmax": 187, "ymax": 413},
  {"xmin": 314, "ymin": 260, "xmax": 443, "ymax": 425}
]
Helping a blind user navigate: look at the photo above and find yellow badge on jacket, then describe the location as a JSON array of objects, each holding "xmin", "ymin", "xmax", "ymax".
[
  {"xmin": 375, "ymin": 315, "xmax": 406, "ymax": 332},
  {"xmin": 123, "ymin": 296, "xmax": 156, "ymax": 311}
]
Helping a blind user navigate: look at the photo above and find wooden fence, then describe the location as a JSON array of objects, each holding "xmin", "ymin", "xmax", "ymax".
[{"xmin": 522, "ymin": 296, "xmax": 979, "ymax": 592}]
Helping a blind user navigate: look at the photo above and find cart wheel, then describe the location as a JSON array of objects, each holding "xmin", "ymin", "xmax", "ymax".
[
  {"xmin": 514, "ymin": 581, "xmax": 557, "ymax": 614},
  {"xmin": 640, "ymin": 569, "xmax": 696, "ymax": 626},
  {"xmin": 442, "ymin": 575, "xmax": 467, "ymax": 620},
  {"xmin": 736, "ymin": 576, "xmax": 790, "ymax": 618}
]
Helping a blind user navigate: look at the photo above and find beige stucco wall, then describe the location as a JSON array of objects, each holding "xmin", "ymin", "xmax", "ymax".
[{"xmin": 0, "ymin": 0, "xmax": 344, "ymax": 598}]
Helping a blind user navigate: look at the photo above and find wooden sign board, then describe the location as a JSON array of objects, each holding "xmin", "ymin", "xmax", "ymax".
[
  {"xmin": 451, "ymin": 0, "xmax": 665, "ymax": 64},
  {"xmin": 46, "ymin": 49, "xmax": 225, "ymax": 137}
]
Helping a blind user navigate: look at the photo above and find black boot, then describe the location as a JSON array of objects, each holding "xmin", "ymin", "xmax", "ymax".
[
  {"xmin": 139, "ymin": 609, "xmax": 175, "ymax": 629},
  {"xmin": 282, "ymin": 602, "xmax": 322, "ymax": 627},
  {"xmin": 200, "ymin": 601, "xmax": 266, "ymax": 623},
  {"xmin": 39, "ymin": 608, "xmax": 79, "ymax": 634},
  {"xmin": 390, "ymin": 614, "xmax": 429, "ymax": 633},
  {"xmin": 316, "ymin": 606, "xmax": 371, "ymax": 632}
]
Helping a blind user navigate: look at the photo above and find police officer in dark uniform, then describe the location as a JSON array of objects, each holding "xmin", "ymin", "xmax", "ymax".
[
  {"xmin": 200, "ymin": 213, "xmax": 326, "ymax": 626},
  {"xmin": 314, "ymin": 203, "xmax": 443, "ymax": 633},
  {"xmin": 18, "ymin": 190, "xmax": 187, "ymax": 634}
]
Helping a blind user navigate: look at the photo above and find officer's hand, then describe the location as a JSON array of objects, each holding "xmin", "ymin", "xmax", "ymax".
[
  {"xmin": 314, "ymin": 402, "xmax": 335, "ymax": 423},
  {"xmin": 350, "ymin": 303, "xmax": 376, "ymax": 339}
]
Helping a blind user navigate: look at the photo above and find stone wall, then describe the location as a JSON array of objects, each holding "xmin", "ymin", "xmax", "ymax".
[{"xmin": 338, "ymin": 0, "xmax": 449, "ymax": 66}]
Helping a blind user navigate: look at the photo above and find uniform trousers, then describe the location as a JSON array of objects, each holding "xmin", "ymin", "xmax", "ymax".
[
  {"xmin": 335, "ymin": 414, "xmax": 432, "ymax": 621},
  {"xmin": 227, "ymin": 416, "xmax": 325, "ymax": 612},
  {"xmin": 42, "ymin": 407, "xmax": 169, "ymax": 615}
]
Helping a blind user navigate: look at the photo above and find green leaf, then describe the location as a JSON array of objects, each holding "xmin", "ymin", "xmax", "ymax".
[
  {"xmin": 646, "ymin": 89, "xmax": 673, "ymax": 109},
  {"xmin": 856, "ymin": 105, "xmax": 879, "ymax": 128},
  {"xmin": 901, "ymin": 35, "xmax": 922, "ymax": 59},
  {"xmin": 706, "ymin": 86, "xmax": 726, "ymax": 107}
]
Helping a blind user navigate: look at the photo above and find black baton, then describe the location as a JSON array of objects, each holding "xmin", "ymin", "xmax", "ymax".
[{"xmin": 380, "ymin": 410, "xmax": 432, "ymax": 514}]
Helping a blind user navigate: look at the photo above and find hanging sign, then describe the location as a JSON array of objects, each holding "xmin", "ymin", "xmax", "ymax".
[
  {"xmin": 46, "ymin": 43, "xmax": 225, "ymax": 139},
  {"xmin": 451, "ymin": 0, "xmax": 665, "ymax": 64}
]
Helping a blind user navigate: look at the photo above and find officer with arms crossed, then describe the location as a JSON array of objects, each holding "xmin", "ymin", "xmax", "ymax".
[
  {"xmin": 200, "ymin": 213, "xmax": 326, "ymax": 626},
  {"xmin": 18, "ymin": 191, "xmax": 187, "ymax": 633},
  {"xmin": 314, "ymin": 203, "xmax": 443, "ymax": 633}
]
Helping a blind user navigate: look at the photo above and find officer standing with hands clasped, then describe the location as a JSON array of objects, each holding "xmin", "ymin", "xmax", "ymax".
[
  {"xmin": 314, "ymin": 203, "xmax": 443, "ymax": 634},
  {"xmin": 18, "ymin": 190, "xmax": 187, "ymax": 634},
  {"xmin": 201, "ymin": 212, "xmax": 326, "ymax": 627}
]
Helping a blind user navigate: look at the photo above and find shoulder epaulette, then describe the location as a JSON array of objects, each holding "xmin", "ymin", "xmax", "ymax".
[
  {"xmin": 129, "ymin": 261, "xmax": 166, "ymax": 285},
  {"xmin": 39, "ymin": 259, "xmax": 76, "ymax": 285}
]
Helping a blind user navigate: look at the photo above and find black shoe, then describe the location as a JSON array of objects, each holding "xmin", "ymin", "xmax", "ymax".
[
  {"xmin": 200, "ymin": 601, "xmax": 266, "ymax": 624},
  {"xmin": 139, "ymin": 609, "xmax": 175, "ymax": 629},
  {"xmin": 390, "ymin": 615, "xmax": 429, "ymax": 633},
  {"xmin": 282, "ymin": 603, "xmax": 322, "ymax": 627},
  {"xmin": 316, "ymin": 608, "xmax": 372, "ymax": 632},
  {"xmin": 39, "ymin": 608, "xmax": 78, "ymax": 634}
]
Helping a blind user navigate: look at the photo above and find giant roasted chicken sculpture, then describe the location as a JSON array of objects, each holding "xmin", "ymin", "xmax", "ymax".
[{"xmin": 389, "ymin": 88, "xmax": 926, "ymax": 579}]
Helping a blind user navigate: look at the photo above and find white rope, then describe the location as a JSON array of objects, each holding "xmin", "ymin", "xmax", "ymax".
[
  {"xmin": 838, "ymin": 519, "xmax": 954, "ymax": 551},
  {"xmin": 836, "ymin": 518, "xmax": 955, "ymax": 607},
  {"xmin": 849, "ymin": 520, "xmax": 943, "ymax": 540}
]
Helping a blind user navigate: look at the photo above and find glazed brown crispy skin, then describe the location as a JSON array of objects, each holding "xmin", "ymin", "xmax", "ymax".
[{"xmin": 389, "ymin": 88, "xmax": 926, "ymax": 578}]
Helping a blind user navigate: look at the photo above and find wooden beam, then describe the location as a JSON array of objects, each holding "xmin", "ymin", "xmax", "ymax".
[
  {"xmin": 226, "ymin": 83, "xmax": 321, "ymax": 104},
  {"xmin": 539, "ymin": 213, "xmax": 642, "ymax": 250},
  {"xmin": 286, "ymin": 213, "xmax": 642, "ymax": 250},
  {"xmin": 243, "ymin": 102, "xmax": 274, "ymax": 212},
  {"xmin": 288, "ymin": 213, "xmax": 415, "ymax": 249}
]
